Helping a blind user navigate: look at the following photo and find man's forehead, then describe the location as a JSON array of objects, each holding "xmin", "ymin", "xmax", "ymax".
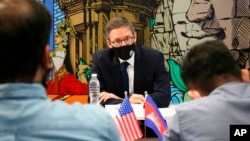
[{"xmin": 109, "ymin": 27, "xmax": 133, "ymax": 40}]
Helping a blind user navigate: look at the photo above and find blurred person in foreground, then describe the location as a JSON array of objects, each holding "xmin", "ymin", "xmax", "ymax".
[
  {"xmin": 91, "ymin": 16, "xmax": 171, "ymax": 108},
  {"xmin": 0, "ymin": 0, "xmax": 122, "ymax": 140},
  {"xmin": 163, "ymin": 40, "xmax": 250, "ymax": 141}
]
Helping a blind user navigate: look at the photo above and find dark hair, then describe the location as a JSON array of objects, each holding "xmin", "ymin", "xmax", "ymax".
[
  {"xmin": 0, "ymin": 0, "xmax": 52, "ymax": 80},
  {"xmin": 181, "ymin": 40, "xmax": 242, "ymax": 94},
  {"xmin": 104, "ymin": 16, "xmax": 135, "ymax": 40}
]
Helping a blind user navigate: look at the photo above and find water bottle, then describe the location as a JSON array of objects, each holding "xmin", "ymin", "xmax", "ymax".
[{"xmin": 89, "ymin": 73, "xmax": 100, "ymax": 104}]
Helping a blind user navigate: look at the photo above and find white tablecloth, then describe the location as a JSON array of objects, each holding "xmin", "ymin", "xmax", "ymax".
[{"xmin": 105, "ymin": 104, "xmax": 177, "ymax": 121}]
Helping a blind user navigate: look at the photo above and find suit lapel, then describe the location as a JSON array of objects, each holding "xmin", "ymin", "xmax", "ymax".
[
  {"xmin": 111, "ymin": 56, "xmax": 123, "ymax": 95},
  {"xmin": 134, "ymin": 45, "xmax": 144, "ymax": 93}
]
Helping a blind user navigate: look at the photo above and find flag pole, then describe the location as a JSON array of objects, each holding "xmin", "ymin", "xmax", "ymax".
[
  {"xmin": 144, "ymin": 91, "xmax": 148, "ymax": 138},
  {"xmin": 124, "ymin": 91, "xmax": 128, "ymax": 97}
]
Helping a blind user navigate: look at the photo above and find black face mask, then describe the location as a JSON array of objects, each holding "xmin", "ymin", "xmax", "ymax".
[{"xmin": 112, "ymin": 44, "xmax": 135, "ymax": 60}]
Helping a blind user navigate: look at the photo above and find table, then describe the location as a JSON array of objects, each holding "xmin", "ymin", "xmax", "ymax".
[{"xmin": 136, "ymin": 138, "xmax": 158, "ymax": 141}]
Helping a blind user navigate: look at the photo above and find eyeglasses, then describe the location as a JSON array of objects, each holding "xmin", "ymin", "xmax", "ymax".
[{"xmin": 110, "ymin": 37, "xmax": 134, "ymax": 47}]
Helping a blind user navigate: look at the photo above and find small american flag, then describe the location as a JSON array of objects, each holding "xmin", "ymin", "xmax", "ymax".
[{"xmin": 114, "ymin": 96, "xmax": 143, "ymax": 141}]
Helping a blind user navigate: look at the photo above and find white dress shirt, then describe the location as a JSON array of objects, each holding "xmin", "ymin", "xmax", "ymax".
[{"xmin": 119, "ymin": 53, "xmax": 135, "ymax": 95}]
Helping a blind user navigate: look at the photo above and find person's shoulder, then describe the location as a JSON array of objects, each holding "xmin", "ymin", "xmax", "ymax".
[
  {"xmin": 47, "ymin": 101, "xmax": 111, "ymax": 119},
  {"xmin": 175, "ymin": 97, "xmax": 209, "ymax": 112},
  {"xmin": 215, "ymin": 82, "xmax": 250, "ymax": 98},
  {"xmin": 42, "ymin": 101, "xmax": 121, "ymax": 140},
  {"xmin": 48, "ymin": 101, "xmax": 114, "ymax": 127},
  {"xmin": 72, "ymin": 104, "xmax": 121, "ymax": 139}
]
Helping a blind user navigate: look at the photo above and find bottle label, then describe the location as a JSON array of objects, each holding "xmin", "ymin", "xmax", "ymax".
[{"xmin": 89, "ymin": 87, "xmax": 100, "ymax": 104}]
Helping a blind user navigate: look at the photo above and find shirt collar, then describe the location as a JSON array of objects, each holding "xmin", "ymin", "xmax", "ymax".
[
  {"xmin": 0, "ymin": 83, "xmax": 47, "ymax": 99},
  {"xmin": 118, "ymin": 52, "xmax": 135, "ymax": 66}
]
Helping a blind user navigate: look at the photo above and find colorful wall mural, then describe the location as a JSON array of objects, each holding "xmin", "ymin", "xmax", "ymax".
[{"xmin": 41, "ymin": 0, "xmax": 250, "ymax": 105}]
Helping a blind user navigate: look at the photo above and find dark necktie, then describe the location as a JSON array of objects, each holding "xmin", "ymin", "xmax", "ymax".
[{"xmin": 121, "ymin": 62, "xmax": 129, "ymax": 95}]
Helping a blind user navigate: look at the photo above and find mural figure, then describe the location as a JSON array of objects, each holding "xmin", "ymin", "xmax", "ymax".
[
  {"xmin": 167, "ymin": 59, "xmax": 191, "ymax": 103},
  {"xmin": 43, "ymin": 0, "xmax": 250, "ymax": 104},
  {"xmin": 173, "ymin": 0, "xmax": 250, "ymax": 69},
  {"xmin": 172, "ymin": 0, "xmax": 217, "ymax": 55},
  {"xmin": 77, "ymin": 58, "xmax": 91, "ymax": 84},
  {"xmin": 46, "ymin": 19, "xmax": 88, "ymax": 101},
  {"xmin": 151, "ymin": 0, "xmax": 250, "ymax": 103}
]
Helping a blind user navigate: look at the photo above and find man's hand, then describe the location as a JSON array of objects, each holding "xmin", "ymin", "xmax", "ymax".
[
  {"xmin": 99, "ymin": 92, "xmax": 122, "ymax": 102},
  {"xmin": 129, "ymin": 94, "xmax": 145, "ymax": 104}
]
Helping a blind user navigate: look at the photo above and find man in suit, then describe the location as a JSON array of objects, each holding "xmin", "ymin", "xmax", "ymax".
[
  {"xmin": 91, "ymin": 16, "xmax": 171, "ymax": 108},
  {"xmin": 163, "ymin": 40, "xmax": 250, "ymax": 141}
]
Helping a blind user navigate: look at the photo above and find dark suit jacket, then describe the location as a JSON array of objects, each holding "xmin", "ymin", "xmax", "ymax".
[{"xmin": 91, "ymin": 45, "xmax": 171, "ymax": 108}]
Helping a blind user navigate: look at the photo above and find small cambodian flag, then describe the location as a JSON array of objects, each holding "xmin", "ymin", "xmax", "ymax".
[{"xmin": 145, "ymin": 94, "xmax": 167, "ymax": 140}]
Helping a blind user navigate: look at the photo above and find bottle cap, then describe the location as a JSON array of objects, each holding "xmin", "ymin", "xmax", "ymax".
[{"xmin": 91, "ymin": 73, "xmax": 97, "ymax": 77}]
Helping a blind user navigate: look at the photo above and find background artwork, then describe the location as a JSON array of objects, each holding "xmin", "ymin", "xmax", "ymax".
[{"xmin": 41, "ymin": 0, "xmax": 250, "ymax": 104}]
